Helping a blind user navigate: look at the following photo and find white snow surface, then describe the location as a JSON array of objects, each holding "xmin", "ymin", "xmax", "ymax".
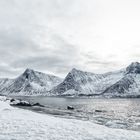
[{"xmin": 0, "ymin": 97, "xmax": 140, "ymax": 140}]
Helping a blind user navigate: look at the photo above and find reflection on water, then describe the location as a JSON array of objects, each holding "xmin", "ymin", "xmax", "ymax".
[{"xmin": 12, "ymin": 96, "xmax": 140, "ymax": 131}]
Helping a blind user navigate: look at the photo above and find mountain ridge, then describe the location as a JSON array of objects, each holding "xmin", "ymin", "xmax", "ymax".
[
  {"xmin": 0, "ymin": 68, "xmax": 63, "ymax": 96},
  {"xmin": 0, "ymin": 62, "xmax": 140, "ymax": 97}
]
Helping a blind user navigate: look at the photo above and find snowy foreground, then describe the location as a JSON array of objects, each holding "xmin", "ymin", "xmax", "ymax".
[{"xmin": 0, "ymin": 98, "xmax": 140, "ymax": 140}]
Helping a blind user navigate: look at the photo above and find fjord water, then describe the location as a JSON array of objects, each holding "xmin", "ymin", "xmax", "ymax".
[{"xmin": 13, "ymin": 96, "xmax": 140, "ymax": 131}]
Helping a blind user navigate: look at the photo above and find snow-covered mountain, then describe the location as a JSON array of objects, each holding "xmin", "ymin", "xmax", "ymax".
[
  {"xmin": 0, "ymin": 69, "xmax": 63, "ymax": 96},
  {"xmin": 50, "ymin": 68, "xmax": 125, "ymax": 96},
  {"xmin": 1, "ymin": 62, "xmax": 140, "ymax": 97},
  {"xmin": 103, "ymin": 62, "xmax": 140, "ymax": 97},
  {"xmin": 51, "ymin": 62, "xmax": 140, "ymax": 97}
]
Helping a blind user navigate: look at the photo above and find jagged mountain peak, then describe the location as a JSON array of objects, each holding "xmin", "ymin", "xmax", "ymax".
[
  {"xmin": 24, "ymin": 68, "xmax": 34, "ymax": 73},
  {"xmin": 69, "ymin": 68, "xmax": 96, "ymax": 76},
  {"xmin": 1, "ymin": 62, "xmax": 140, "ymax": 97},
  {"xmin": 0, "ymin": 68, "xmax": 63, "ymax": 96},
  {"xmin": 67, "ymin": 68, "xmax": 85, "ymax": 80},
  {"xmin": 64, "ymin": 68, "xmax": 96, "ymax": 84},
  {"xmin": 19, "ymin": 68, "xmax": 63, "ymax": 84},
  {"xmin": 22, "ymin": 68, "xmax": 56, "ymax": 80},
  {"xmin": 128, "ymin": 62, "xmax": 140, "ymax": 68},
  {"xmin": 102, "ymin": 62, "xmax": 140, "ymax": 97},
  {"xmin": 71, "ymin": 68, "xmax": 78, "ymax": 71},
  {"xmin": 21, "ymin": 68, "xmax": 40, "ymax": 81},
  {"xmin": 70, "ymin": 68, "xmax": 83, "ymax": 74},
  {"xmin": 51, "ymin": 67, "xmax": 124, "ymax": 96},
  {"xmin": 126, "ymin": 62, "xmax": 140, "ymax": 74}
]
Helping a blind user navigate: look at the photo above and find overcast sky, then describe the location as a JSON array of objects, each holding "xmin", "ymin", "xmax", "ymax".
[{"xmin": 0, "ymin": 0, "xmax": 140, "ymax": 78}]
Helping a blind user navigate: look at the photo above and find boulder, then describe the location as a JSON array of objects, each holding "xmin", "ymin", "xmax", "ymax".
[
  {"xmin": 10, "ymin": 98, "xmax": 15, "ymax": 102},
  {"xmin": 10, "ymin": 100, "xmax": 32, "ymax": 107},
  {"xmin": 67, "ymin": 106, "xmax": 74, "ymax": 110}
]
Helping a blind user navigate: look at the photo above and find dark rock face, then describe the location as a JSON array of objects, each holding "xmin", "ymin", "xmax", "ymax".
[{"xmin": 126, "ymin": 62, "xmax": 140, "ymax": 74}]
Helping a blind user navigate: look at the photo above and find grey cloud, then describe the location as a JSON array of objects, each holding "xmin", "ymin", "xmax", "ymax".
[
  {"xmin": 0, "ymin": 0, "xmax": 138, "ymax": 78},
  {"xmin": 81, "ymin": 52, "xmax": 121, "ymax": 73},
  {"xmin": 9, "ymin": 31, "xmax": 80, "ymax": 77},
  {"xmin": 0, "ymin": 64, "xmax": 20, "ymax": 78},
  {"xmin": 0, "ymin": 0, "xmax": 96, "ymax": 78},
  {"xmin": 0, "ymin": 16, "xmax": 80, "ymax": 77},
  {"xmin": 86, "ymin": 60, "xmax": 115, "ymax": 66},
  {"xmin": 11, "ymin": 55, "xmax": 75, "ymax": 77}
]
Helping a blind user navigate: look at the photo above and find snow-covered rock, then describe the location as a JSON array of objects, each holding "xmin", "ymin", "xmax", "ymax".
[{"xmin": 10, "ymin": 99, "xmax": 32, "ymax": 106}]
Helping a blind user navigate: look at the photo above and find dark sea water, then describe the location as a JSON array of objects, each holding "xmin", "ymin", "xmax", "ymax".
[{"xmin": 12, "ymin": 96, "xmax": 140, "ymax": 131}]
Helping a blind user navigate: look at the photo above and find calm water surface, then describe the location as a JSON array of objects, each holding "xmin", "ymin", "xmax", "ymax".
[{"xmin": 12, "ymin": 96, "xmax": 140, "ymax": 131}]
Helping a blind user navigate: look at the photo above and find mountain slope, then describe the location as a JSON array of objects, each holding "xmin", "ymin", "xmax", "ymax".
[
  {"xmin": 1, "ymin": 62, "xmax": 140, "ymax": 97},
  {"xmin": 103, "ymin": 62, "xmax": 140, "ymax": 97},
  {"xmin": 51, "ymin": 68, "xmax": 125, "ymax": 96},
  {"xmin": 0, "ymin": 69, "xmax": 63, "ymax": 96}
]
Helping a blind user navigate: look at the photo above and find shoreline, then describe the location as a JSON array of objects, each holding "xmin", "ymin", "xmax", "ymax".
[{"xmin": 0, "ymin": 99, "xmax": 140, "ymax": 140}]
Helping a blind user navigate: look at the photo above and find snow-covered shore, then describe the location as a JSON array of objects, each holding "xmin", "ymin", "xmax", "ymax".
[{"xmin": 0, "ymin": 98, "xmax": 140, "ymax": 140}]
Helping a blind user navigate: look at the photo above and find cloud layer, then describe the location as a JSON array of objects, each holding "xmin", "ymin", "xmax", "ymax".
[{"xmin": 0, "ymin": 0, "xmax": 140, "ymax": 78}]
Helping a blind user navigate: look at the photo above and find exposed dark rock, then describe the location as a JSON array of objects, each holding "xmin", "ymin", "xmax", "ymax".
[
  {"xmin": 95, "ymin": 110, "xmax": 106, "ymax": 113},
  {"xmin": 126, "ymin": 62, "xmax": 140, "ymax": 74},
  {"xmin": 67, "ymin": 106, "xmax": 74, "ymax": 110},
  {"xmin": 10, "ymin": 98, "xmax": 15, "ymax": 102}
]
